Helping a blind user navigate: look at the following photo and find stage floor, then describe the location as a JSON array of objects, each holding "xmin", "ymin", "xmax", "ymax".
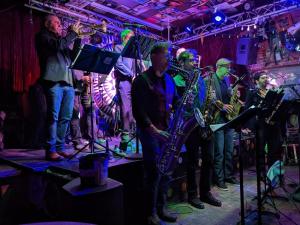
[
  {"xmin": 0, "ymin": 148, "xmax": 300, "ymax": 225},
  {"xmin": 166, "ymin": 165, "xmax": 300, "ymax": 225}
]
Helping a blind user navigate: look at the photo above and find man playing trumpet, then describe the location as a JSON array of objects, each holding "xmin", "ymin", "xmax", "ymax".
[{"xmin": 35, "ymin": 15, "xmax": 82, "ymax": 161}]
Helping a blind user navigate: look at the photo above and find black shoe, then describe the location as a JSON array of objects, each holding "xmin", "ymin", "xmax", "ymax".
[
  {"xmin": 225, "ymin": 177, "xmax": 239, "ymax": 185},
  {"xmin": 148, "ymin": 214, "xmax": 166, "ymax": 225},
  {"xmin": 157, "ymin": 209, "xmax": 177, "ymax": 223},
  {"xmin": 188, "ymin": 198, "xmax": 205, "ymax": 209},
  {"xmin": 216, "ymin": 182, "xmax": 229, "ymax": 191},
  {"xmin": 200, "ymin": 192, "xmax": 222, "ymax": 207}
]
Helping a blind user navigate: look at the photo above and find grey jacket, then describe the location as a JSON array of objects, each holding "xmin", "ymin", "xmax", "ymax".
[
  {"xmin": 35, "ymin": 29, "xmax": 79, "ymax": 86},
  {"xmin": 114, "ymin": 44, "xmax": 135, "ymax": 80}
]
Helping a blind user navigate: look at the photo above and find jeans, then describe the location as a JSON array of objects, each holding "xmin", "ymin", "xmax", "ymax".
[
  {"xmin": 45, "ymin": 83, "xmax": 74, "ymax": 153},
  {"xmin": 214, "ymin": 128, "xmax": 234, "ymax": 183},
  {"xmin": 138, "ymin": 128, "xmax": 171, "ymax": 217},
  {"xmin": 185, "ymin": 127, "xmax": 214, "ymax": 198}
]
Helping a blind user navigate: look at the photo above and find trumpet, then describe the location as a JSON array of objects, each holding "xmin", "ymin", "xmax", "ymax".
[{"xmin": 74, "ymin": 22, "xmax": 108, "ymax": 37}]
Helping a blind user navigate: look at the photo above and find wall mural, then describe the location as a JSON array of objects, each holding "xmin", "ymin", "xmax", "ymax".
[{"xmin": 249, "ymin": 13, "xmax": 300, "ymax": 71}]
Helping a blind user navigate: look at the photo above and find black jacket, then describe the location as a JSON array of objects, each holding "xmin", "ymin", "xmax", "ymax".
[
  {"xmin": 131, "ymin": 67, "xmax": 178, "ymax": 130},
  {"xmin": 35, "ymin": 29, "xmax": 78, "ymax": 85}
]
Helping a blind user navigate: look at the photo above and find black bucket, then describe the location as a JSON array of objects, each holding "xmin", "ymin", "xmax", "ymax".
[{"xmin": 79, "ymin": 153, "xmax": 109, "ymax": 187}]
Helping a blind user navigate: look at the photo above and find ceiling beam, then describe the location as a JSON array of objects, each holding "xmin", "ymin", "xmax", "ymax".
[
  {"xmin": 173, "ymin": 0, "xmax": 300, "ymax": 45},
  {"xmin": 90, "ymin": 2, "xmax": 164, "ymax": 31}
]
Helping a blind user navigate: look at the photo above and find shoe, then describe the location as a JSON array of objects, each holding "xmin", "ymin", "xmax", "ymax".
[
  {"xmin": 225, "ymin": 177, "xmax": 239, "ymax": 185},
  {"xmin": 45, "ymin": 152, "xmax": 64, "ymax": 161},
  {"xmin": 96, "ymin": 138, "xmax": 106, "ymax": 144},
  {"xmin": 157, "ymin": 208, "xmax": 177, "ymax": 222},
  {"xmin": 216, "ymin": 182, "xmax": 229, "ymax": 191},
  {"xmin": 57, "ymin": 151, "xmax": 74, "ymax": 158},
  {"xmin": 148, "ymin": 214, "xmax": 166, "ymax": 225},
  {"xmin": 75, "ymin": 143, "xmax": 88, "ymax": 150},
  {"xmin": 188, "ymin": 197, "xmax": 205, "ymax": 209},
  {"xmin": 94, "ymin": 142, "xmax": 105, "ymax": 150},
  {"xmin": 200, "ymin": 192, "xmax": 222, "ymax": 207}
]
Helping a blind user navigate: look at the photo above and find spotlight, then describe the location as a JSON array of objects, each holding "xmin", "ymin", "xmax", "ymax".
[
  {"xmin": 212, "ymin": 10, "xmax": 227, "ymax": 25},
  {"xmin": 243, "ymin": 1, "xmax": 254, "ymax": 11}
]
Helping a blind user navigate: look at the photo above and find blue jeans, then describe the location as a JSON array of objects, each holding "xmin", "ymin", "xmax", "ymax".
[
  {"xmin": 45, "ymin": 83, "xmax": 74, "ymax": 153},
  {"xmin": 138, "ymin": 128, "xmax": 171, "ymax": 217},
  {"xmin": 214, "ymin": 128, "xmax": 234, "ymax": 183}
]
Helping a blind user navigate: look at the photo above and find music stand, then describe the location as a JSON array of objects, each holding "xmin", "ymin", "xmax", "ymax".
[
  {"xmin": 212, "ymin": 89, "xmax": 284, "ymax": 225},
  {"xmin": 211, "ymin": 106, "xmax": 259, "ymax": 225},
  {"xmin": 68, "ymin": 44, "xmax": 123, "ymax": 159},
  {"xmin": 120, "ymin": 35, "xmax": 156, "ymax": 160},
  {"xmin": 234, "ymin": 91, "xmax": 283, "ymax": 225}
]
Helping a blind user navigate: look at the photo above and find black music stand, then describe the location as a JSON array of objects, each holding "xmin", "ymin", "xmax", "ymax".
[
  {"xmin": 211, "ymin": 106, "xmax": 259, "ymax": 225},
  {"xmin": 120, "ymin": 35, "xmax": 156, "ymax": 160},
  {"xmin": 242, "ymin": 91, "xmax": 284, "ymax": 225},
  {"xmin": 69, "ymin": 44, "xmax": 123, "ymax": 159},
  {"xmin": 211, "ymin": 89, "xmax": 284, "ymax": 225}
]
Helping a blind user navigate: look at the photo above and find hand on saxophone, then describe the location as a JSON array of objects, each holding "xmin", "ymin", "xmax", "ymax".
[
  {"xmin": 223, "ymin": 104, "xmax": 234, "ymax": 114},
  {"xmin": 147, "ymin": 124, "xmax": 170, "ymax": 142}
]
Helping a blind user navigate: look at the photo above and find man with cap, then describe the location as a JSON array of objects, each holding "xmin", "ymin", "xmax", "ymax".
[{"xmin": 212, "ymin": 58, "xmax": 239, "ymax": 190}]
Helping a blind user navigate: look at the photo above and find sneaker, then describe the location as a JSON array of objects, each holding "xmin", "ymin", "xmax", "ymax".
[
  {"xmin": 75, "ymin": 143, "xmax": 88, "ymax": 150},
  {"xmin": 216, "ymin": 182, "xmax": 229, "ymax": 191},
  {"xmin": 225, "ymin": 177, "xmax": 239, "ymax": 185}
]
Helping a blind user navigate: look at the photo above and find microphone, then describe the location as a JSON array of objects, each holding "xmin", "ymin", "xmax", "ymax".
[{"xmin": 123, "ymin": 23, "xmax": 145, "ymax": 28}]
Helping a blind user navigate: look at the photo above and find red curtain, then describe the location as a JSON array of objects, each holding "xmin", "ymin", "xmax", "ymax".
[
  {"xmin": 182, "ymin": 35, "xmax": 238, "ymax": 69},
  {"xmin": 0, "ymin": 2, "xmax": 41, "ymax": 109}
]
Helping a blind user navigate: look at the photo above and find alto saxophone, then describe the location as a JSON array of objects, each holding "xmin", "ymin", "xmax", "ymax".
[
  {"xmin": 156, "ymin": 67, "xmax": 204, "ymax": 175},
  {"xmin": 226, "ymin": 73, "xmax": 247, "ymax": 120}
]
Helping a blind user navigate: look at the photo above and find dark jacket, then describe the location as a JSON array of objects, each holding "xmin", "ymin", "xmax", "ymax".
[
  {"xmin": 209, "ymin": 73, "xmax": 232, "ymax": 123},
  {"xmin": 35, "ymin": 29, "xmax": 79, "ymax": 85},
  {"xmin": 244, "ymin": 88, "xmax": 263, "ymax": 130},
  {"xmin": 131, "ymin": 67, "xmax": 177, "ymax": 130}
]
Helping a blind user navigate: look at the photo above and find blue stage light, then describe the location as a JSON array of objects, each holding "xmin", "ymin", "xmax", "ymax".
[{"xmin": 212, "ymin": 11, "xmax": 227, "ymax": 25}]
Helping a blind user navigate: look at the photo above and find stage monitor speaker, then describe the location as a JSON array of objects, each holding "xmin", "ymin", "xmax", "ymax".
[{"xmin": 236, "ymin": 38, "xmax": 258, "ymax": 65}]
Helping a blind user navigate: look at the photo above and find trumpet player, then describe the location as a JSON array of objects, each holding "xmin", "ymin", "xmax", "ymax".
[
  {"xmin": 35, "ymin": 15, "xmax": 82, "ymax": 161},
  {"xmin": 173, "ymin": 50, "xmax": 222, "ymax": 209}
]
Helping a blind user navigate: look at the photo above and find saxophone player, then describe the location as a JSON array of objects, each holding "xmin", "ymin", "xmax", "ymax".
[
  {"xmin": 173, "ymin": 50, "xmax": 222, "ymax": 209},
  {"xmin": 131, "ymin": 42, "xmax": 177, "ymax": 225},
  {"xmin": 212, "ymin": 58, "xmax": 239, "ymax": 190}
]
